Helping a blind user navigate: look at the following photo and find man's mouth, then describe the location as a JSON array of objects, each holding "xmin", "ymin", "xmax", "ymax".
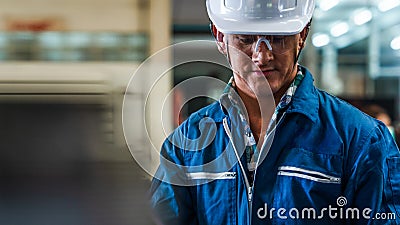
[{"xmin": 253, "ymin": 69, "xmax": 275, "ymax": 76}]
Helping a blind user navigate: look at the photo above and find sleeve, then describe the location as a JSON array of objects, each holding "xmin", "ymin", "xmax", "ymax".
[
  {"xmin": 149, "ymin": 129, "xmax": 198, "ymax": 225},
  {"xmin": 344, "ymin": 123, "xmax": 400, "ymax": 225}
]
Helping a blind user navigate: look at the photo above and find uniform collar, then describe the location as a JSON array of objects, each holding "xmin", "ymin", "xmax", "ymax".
[
  {"xmin": 218, "ymin": 66, "xmax": 319, "ymax": 123},
  {"xmin": 286, "ymin": 66, "xmax": 319, "ymax": 123}
]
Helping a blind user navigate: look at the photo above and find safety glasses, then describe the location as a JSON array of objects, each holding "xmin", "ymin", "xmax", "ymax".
[{"xmin": 229, "ymin": 34, "xmax": 297, "ymax": 54}]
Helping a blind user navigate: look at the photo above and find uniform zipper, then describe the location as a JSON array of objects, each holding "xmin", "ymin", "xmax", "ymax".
[
  {"xmin": 223, "ymin": 118, "xmax": 253, "ymax": 225},
  {"xmin": 223, "ymin": 113, "xmax": 286, "ymax": 224},
  {"xmin": 223, "ymin": 118, "xmax": 252, "ymax": 200}
]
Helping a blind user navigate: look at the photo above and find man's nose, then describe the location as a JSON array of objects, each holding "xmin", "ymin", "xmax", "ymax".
[
  {"xmin": 255, "ymin": 38, "xmax": 272, "ymax": 52},
  {"xmin": 253, "ymin": 38, "xmax": 274, "ymax": 62}
]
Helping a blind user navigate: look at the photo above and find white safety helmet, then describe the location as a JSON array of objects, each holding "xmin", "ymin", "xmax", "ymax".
[{"xmin": 206, "ymin": 0, "xmax": 315, "ymax": 35}]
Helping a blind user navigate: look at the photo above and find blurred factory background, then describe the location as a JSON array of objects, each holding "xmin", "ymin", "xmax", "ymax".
[{"xmin": 0, "ymin": 0, "xmax": 400, "ymax": 224}]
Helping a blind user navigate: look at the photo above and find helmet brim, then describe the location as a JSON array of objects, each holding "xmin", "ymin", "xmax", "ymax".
[{"xmin": 210, "ymin": 15, "xmax": 312, "ymax": 35}]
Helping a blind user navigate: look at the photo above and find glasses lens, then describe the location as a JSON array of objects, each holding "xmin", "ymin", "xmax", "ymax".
[{"xmin": 231, "ymin": 35, "xmax": 295, "ymax": 54}]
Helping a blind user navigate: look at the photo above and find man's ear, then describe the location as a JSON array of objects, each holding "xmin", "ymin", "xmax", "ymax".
[
  {"xmin": 217, "ymin": 39, "xmax": 227, "ymax": 55},
  {"xmin": 211, "ymin": 24, "xmax": 227, "ymax": 55},
  {"xmin": 298, "ymin": 36, "xmax": 306, "ymax": 52},
  {"xmin": 298, "ymin": 26, "xmax": 309, "ymax": 51}
]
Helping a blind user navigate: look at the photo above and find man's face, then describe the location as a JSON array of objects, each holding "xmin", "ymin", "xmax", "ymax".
[{"xmin": 220, "ymin": 33, "xmax": 304, "ymax": 100}]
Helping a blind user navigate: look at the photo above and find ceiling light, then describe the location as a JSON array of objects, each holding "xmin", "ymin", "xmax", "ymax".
[
  {"xmin": 378, "ymin": 0, "xmax": 400, "ymax": 12},
  {"xmin": 353, "ymin": 9, "xmax": 372, "ymax": 25},
  {"xmin": 319, "ymin": 0, "xmax": 339, "ymax": 11},
  {"xmin": 330, "ymin": 22, "xmax": 349, "ymax": 37},
  {"xmin": 390, "ymin": 36, "xmax": 400, "ymax": 50},
  {"xmin": 312, "ymin": 33, "xmax": 330, "ymax": 47},
  {"xmin": 313, "ymin": 8, "xmax": 324, "ymax": 19}
]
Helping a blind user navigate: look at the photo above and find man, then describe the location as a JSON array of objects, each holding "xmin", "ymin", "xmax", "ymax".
[{"xmin": 150, "ymin": 0, "xmax": 400, "ymax": 224}]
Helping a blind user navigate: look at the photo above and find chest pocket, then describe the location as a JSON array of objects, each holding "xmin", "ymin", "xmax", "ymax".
[{"xmin": 272, "ymin": 148, "xmax": 343, "ymax": 222}]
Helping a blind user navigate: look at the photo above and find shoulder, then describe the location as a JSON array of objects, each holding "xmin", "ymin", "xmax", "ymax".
[
  {"xmin": 292, "ymin": 66, "xmax": 379, "ymax": 132},
  {"xmin": 181, "ymin": 101, "xmax": 225, "ymax": 128},
  {"xmin": 297, "ymin": 66, "xmax": 385, "ymax": 150},
  {"xmin": 312, "ymin": 88, "xmax": 400, "ymax": 182},
  {"xmin": 314, "ymin": 88, "xmax": 398, "ymax": 161},
  {"xmin": 162, "ymin": 101, "xmax": 230, "ymax": 168},
  {"xmin": 315, "ymin": 88, "xmax": 378, "ymax": 131},
  {"xmin": 168, "ymin": 101, "xmax": 226, "ymax": 143}
]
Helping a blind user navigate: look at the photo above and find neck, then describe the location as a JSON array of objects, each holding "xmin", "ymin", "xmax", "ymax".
[
  {"xmin": 236, "ymin": 88, "xmax": 272, "ymax": 144},
  {"xmin": 274, "ymin": 64, "xmax": 299, "ymax": 105},
  {"xmin": 273, "ymin": 82, "xmax": 291, "ymax": 105}
]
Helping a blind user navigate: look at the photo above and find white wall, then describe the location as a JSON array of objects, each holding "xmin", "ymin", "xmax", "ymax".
[{"xmin": 0, "ymin": 0, "xmax": 147, "ymax": 31}]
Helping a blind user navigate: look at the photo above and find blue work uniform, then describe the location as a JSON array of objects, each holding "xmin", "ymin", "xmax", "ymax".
[{"xmin": 150, "ymin": 66, "xmax": 400, "ymax": 225}]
